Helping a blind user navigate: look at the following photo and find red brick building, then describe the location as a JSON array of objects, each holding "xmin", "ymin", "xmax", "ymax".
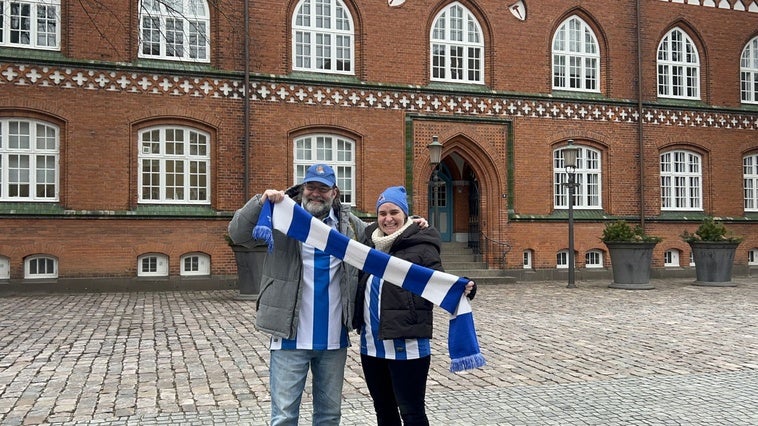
[{"xmin": 0, "ymin": 0, "xmax": 756, "ymax": 285}]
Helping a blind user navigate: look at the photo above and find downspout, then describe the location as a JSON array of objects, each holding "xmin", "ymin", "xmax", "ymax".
[
  {"xmin": 636, "ymin": 0, "xmax": 645, "ymax": 228},
  {"xmin": 243, "ymin": 0, "xmax": 251, "ymax": 200}
]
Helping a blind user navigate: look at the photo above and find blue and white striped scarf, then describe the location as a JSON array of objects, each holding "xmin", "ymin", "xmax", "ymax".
[{"xmin": 253, "ymin": 196, "xmax": 486, "ymax": 373}]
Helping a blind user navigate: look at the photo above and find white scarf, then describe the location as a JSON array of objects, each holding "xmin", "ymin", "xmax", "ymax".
[{"xmin": 371, "ymin": 218, "xmax": 413, "ymax": 253}]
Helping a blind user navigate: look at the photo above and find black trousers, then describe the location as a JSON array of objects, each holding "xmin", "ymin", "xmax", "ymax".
[{"xmin": 360, "ymin": 354, "xmax": 431, "ymax": 426}]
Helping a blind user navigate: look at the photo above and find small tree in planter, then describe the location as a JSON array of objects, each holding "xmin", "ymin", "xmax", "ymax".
[
  {"xmin": 601, "ymin": 220, "xmax": 662, "ymax": 290},
  {"xmin": 681, "ymin": 217, "xmax": 743, "ymax": 286}
]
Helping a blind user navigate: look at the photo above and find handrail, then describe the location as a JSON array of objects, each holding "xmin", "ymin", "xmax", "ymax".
[{"xmin": 477, "ymin": 232, "xmax": 511, "ymax": 269}]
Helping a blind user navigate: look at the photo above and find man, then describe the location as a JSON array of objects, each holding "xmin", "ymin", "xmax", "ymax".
[{"xmin": 227, "ymin": 163, "xmax": 366, "ymax": 425}]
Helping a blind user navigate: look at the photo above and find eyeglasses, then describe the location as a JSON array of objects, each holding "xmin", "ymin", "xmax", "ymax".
[{"xmin": 304, "ymin": 184, "xmax": 333, "ymax": 194}]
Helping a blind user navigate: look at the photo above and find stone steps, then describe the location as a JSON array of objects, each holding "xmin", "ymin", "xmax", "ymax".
[{"xmin": 440, "ymin": 242, "xmax": 517, "ymax": 285}]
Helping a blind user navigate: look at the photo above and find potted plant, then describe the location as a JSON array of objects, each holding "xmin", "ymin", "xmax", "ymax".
[
  {"xmin": 681, "ymin": 217, "xmax": 743, "ymax": 286},
  {"xmin": 226, "ymin": 233, "xmax": 268, "ymax": 300},
  {"xmin": 601, "ymin": 220, "xmax": 662, "ymax": 290}
]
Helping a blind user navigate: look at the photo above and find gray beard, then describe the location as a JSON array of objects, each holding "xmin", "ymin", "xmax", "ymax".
[{"xmin": 303, "ymin": 199, "xmax": 331, "ymax": 219}]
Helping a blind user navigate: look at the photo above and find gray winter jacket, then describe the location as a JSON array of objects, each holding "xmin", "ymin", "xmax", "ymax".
[{"xmin": 227, "ymin": 184, "xmax": 367, "ymax": 340}]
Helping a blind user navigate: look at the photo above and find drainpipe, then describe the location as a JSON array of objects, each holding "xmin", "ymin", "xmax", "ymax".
[
  {"xmin": 243, "ymin": 0, "xmax": 251, "ymax": 200},
  {"xmin": 636, "ymin": 0, "xmax": 645, "ymax": 228}
]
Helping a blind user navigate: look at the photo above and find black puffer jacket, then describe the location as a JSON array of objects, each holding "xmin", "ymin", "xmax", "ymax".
[{"xmin": 353, "ymin": 222, "xmax": 441, "ymax": 340}]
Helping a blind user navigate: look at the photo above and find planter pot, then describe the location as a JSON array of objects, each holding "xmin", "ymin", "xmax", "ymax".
[
  {"xmin": 604, "ymin": 242, "xmax": 657, "ymax": 290},
  {"xmin": 689, "ymin": 241, "xmax": 740, "ymax": 287},
  {"xmin": 231, "ymin": 243, "xmax": 268, "ymax": 300}
]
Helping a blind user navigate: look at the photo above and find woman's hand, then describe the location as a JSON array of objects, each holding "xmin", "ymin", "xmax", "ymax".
[
  {"xmin": 260, "ymin": 189, "xmax": 286, "ymax": 204},
  {"xmin": 464, "ymin": 280, "xmax": 477, "ymax": 300}
]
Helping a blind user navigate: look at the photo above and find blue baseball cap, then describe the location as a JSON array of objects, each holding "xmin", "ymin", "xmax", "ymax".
[{"xmin": 302, "ymin": 164, "xmax": 336, "ymax": 187}]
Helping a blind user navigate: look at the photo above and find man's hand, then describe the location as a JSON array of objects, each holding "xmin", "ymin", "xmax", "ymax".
[{"xmin": 411, "ymin": 215, "xmax": 429, "ymax": 229}]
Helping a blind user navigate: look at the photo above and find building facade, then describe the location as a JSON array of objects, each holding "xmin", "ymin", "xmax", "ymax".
[{"xmin": 0, "ymin": 0, "xmax": 757, "ymax": 284}]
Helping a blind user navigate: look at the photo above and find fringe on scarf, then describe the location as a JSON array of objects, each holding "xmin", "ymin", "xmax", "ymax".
[{"xmin": 251, "ymin": 200, "xmax": 275, "ymax": 252}]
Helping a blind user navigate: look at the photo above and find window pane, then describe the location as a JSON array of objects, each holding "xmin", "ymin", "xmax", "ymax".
[
  {"xmin": 292, "ymin": 0, "xmax": 354, "ymax": 74},
  {"xmin": 430, "ymin": 3, "xmax": 483, "ymax": 84},
  {"xmin": 293, "ymin": 133, "xmax": 355, "ymax": 205},
  {"xmin": 1, "ymin": 119, "xmax": 59, "ymax": 201},
  {"xmin": 139, "ymin": 0, "xmax": 209, "ymax": 62},
  {"xmin": 138, "ymin": 126, "xmax": 210, "ymax": 204}
]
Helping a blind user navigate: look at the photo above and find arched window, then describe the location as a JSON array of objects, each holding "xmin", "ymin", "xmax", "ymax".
[
  {"xmin": 0, "ymin": 118, "xmax": 59, "ymax": 201},
  {"xmin": 0, "ymin": 0, "xmax": 60, "ymax": 50},
  {"xmin": 556, "ymin": 249, "xmax": 571, "ymax": 269},
  {"xmin": 139, "ymin": 0, "xmax": 210, "ymax": 62},
  {"xmin": 0, "ymin": 255, "xmax": 9, "ymax": 279},
  {"xmin": 664, "ymin": 249, "xmax": 681, "ymax": 267},
  {"xmin": 657, "ymin": 28, "xmax": 700, "ymax": 99},
  {"xmin": 25, "ymin": 254, "xmax": 57, "ymax": 279},
  {"xmin": 180, "ymin": 252, "xmax": 210, "ymax": 276},
  {"xmin": 137, "ymin": 253, "xmax": 168, "ymax": 277},
  {"xmin": 745, "ymin": 153, "xmax": 758, "ymax": 211},
  {"xmin": 740, "ymin": 36, "xmax": 758, "ymax": 104},
  {"xmin": 553, "ymin": 145, "xmax": 602, "ymax": 209},
  {"xmin": 660, "ymin": 150, "xmax": 702, "ymax": 211},
  {"xmin": 293, "ymin": 133, "xmax": 355, "ymax": 205},
  {"xmin": 585, "ymin": 249, "xmax": 603, "ymax": 268},
  {"xmin": 292, "ymin": 0, "xmax": 354, "ymax": 74},
  {"xmin": 430, "ymin": 2, "xmax": 484, "ymax": 84},
  {"xmin": 522, "ymin": 249, "xmax": 533, "ymax": 269},
  {"xmin": 552, "ymin": 15, "xmax": 599, "ymax": 92},
  {"xmin": 138, "ymin": 125, "xmax": 211, "ymax": 204}
]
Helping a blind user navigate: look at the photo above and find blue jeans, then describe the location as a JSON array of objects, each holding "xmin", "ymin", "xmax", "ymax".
[{"xmin": 269, "ymin": 348, "xmax": 347, "ymax": 426}]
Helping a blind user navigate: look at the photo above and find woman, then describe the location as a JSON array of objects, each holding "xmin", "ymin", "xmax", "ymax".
[{"xmin": 353, "ymin": 186, "xmax": 475, "ymax": 426}]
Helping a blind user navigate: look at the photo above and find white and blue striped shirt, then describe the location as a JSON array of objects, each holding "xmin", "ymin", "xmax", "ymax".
[
  {"xmin": 270, "ymin": 211, "xmax": 349, "ymax": 351},
  {"xmin": 360, "ymin": 275, "xmax": 431, "ymax": 360}
]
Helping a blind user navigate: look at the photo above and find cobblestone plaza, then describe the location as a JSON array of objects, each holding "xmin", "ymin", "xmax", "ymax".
[{"xmin": 1, "ymin": 278, "xmax": 756, "ymax": 425}]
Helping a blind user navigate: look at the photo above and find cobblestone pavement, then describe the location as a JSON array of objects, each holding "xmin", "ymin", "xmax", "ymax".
[{"xmin": 1, "ymin": 277, "xmax": 756, "ymax": 425}]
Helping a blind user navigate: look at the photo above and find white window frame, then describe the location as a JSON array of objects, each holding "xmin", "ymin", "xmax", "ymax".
[
  {"xmin": 138, "ymin": 126, "xmax": 211, "ymax": 205},
  {"xmin": 740, "ymin": 36, "xmax": 758, "ymax": 104},
  {"xmin": 552, "ymin": 15, "xmax": 600, "ymax": 92},
  {"xmin": 689, "ymin": 251, "xmax": 695, "ymax": 267},
  {"xmin": 664, "ymin": 249, "xmax": 680, "ymax": 267},
  {"xmin": 744, "ymin": 153, "xmax": 758, "ymax": 212},
  {"xmin": 138, "ymin": 0, "xmax": 210, "ymax": 63},
  {"xmin": 180, "ymin": 252, "xmax": 210, "ymax": 276},
  {"xmin": 660, "ymin": 150, "xmax": 702, "ymax": 211},
  {"xmin": 522, "ymin": 249, "xmax": 533, "ymax": 269},
  {"xmin": 556, "ymin": 250, "xmax": 569, "ymax": 269},
  {"xmin": 554, "ymin": 145, "xmax": 602, "ymax": 209},
  {"xmin": 0, "ymin": 0, "xmax": 60, "ymax": 50},
  {"xmin": 748, "ymin": 248, "xmax": 758, "ymax": 266},
  {"xmin": 24, "ymin": 254, "xmax": 57, "ymax": 279},
  {"xmin": 0, "ymin": 118, "xmax": 59, "ymax": 201},
  {"xmin": 585, "ymin": 250, "xmax": 603, "ymax": 268},
  {"xmin": 0, "ymin": 255, "xmax": 9, "ymax": 279},
  {"xmin": 430, "ymin": 2, "xmax": 484, "ymax": 84},
  {"xmin": 657, "ymin": 28, "xmax": 700, "ymax": 100},
  {"xmin": 138, "ymin": 253, "xmax": 168, "ymax": 277},
  {"xmin": 293, "ymin": 133, "xmax": 355, "ymax": 205},
  {"xmin": 292, "ymin": 0, "xmax": 354, "ymax": 75}
]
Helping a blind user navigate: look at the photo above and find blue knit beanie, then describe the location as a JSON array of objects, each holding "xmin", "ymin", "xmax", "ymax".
[{"xmin": 376, "ymin": 186, "xmax": 409, "ymax": 216}]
